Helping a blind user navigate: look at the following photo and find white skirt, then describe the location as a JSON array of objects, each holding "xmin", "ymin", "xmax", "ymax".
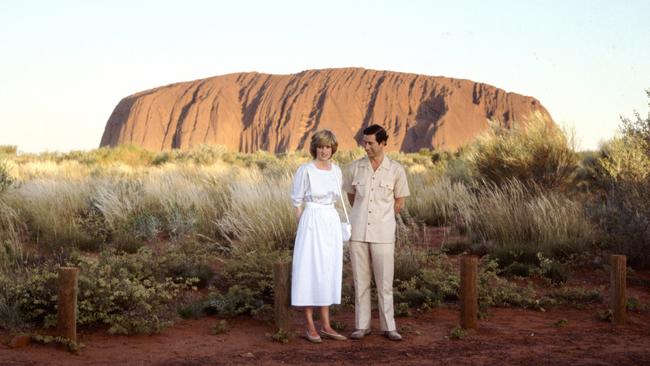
[{"xmin": 291, "ymin": 202, "xmax": 343, "ymax": 306}]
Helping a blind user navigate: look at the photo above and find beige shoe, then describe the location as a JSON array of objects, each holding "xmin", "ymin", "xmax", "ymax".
[
  {"xmin": 384, "ymin": 330, "xmax": 402, "ymax": 341},
  {"xmin": 350, "ymin": 329, "xmax": 371, "ymax": 340},
  {"xmin": 305, "ymin": 331, "xmax": 322, "ymax": 343},
  {"xmin": 320, "ymin": 329, "xmax": 347, "ymax": 341}
]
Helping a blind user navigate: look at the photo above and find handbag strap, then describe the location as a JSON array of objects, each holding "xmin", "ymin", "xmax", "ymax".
[{"xmin": 334, "ymin": 167, "xmax": 350, "ymax": 224}]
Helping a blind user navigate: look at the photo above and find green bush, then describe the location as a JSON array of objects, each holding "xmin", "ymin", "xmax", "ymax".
[
  {"xmin": 597, "ymin": 136, "xmax": 650, "ymax": 184},
  {"xmin": 0, "ymin": 248, "xmax": 198, "ymax": 334},
  {"xmin": 0, "ymin": 301, "xmax": 24, "ymax": 331},
  {"xmin": 596, "ymin": 179, "xmax": 650, "ymax": 268},
  {"xmin": 589, "ymin": 90, "xmax": 650, "ymax": 268},
  {"xmin": 203, "ymin": 250, "xmax": 289, "ymax": 318},
  {"xmin": 619, "ymin": 88, "xmax": 650, "ymax": 150},
  {"xmin": 468, "ymin": 113, "xmax": 578, "ymax": 190}
]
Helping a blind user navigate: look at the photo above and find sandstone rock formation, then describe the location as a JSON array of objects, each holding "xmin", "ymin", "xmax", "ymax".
[{"xmin": 100, "ymin": 68, "xmax": 552, "ymax": 152}]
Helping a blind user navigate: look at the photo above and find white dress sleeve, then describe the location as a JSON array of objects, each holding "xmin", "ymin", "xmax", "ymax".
[{"xmin": 291, "ymin": 164, "xmax": 309, "ymax": 207}]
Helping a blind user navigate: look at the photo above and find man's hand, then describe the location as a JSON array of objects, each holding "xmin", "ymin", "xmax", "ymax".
[{"xmin": 347, "ymin": 193, "xmax": 355, "ymax": 207}]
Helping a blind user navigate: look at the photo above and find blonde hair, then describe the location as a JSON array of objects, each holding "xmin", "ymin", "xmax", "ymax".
[{"xmin": 309, "ymin": 130, "xmax": 338, "ymax": 159}]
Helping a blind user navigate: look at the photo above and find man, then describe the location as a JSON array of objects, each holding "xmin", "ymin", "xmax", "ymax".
[{"xmin": 343, "ymin": 124, "xmax": 410, "ymax": 341}]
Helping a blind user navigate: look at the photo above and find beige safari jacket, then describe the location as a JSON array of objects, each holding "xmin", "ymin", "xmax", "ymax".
[{"xmin": 343, "ymin": 156, "xmax": 410, "ymax": 243}]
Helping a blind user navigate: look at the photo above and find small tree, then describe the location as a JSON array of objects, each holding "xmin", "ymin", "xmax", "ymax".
[
  {"xmin": 620, "ymin": 88, "xmax": 650, "ymax": 151},
  {"xmin": 595, "ymin": 88, "xmax": 650, "ymax": 268}
]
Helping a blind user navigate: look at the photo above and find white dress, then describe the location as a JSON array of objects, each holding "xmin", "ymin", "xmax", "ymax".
[{"xmin": 290, "ymin": 161, "xmax": 344, "ymax": 306}]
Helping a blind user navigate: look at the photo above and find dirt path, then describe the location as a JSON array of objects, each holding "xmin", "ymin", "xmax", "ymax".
[{"xmin": 2, "ymin": 304, "xmax": 649, "ymax": 366}]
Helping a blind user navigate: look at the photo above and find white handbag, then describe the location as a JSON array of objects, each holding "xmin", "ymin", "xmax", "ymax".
[{"xmin": 335, "ymin": 170, "xmax": 352, "ymax": 242}]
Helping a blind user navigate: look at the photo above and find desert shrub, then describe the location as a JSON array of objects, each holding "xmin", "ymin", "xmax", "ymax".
[
  {"xmin": 468, "ymin": 113, "xmax": 578, "ymax": 190},
  {"xmin": 457, "ymin": 180, "xmax": 595, "ymax": 261},
  {"xmin": 597, "ymin": 136, "xmax": 650, "ymax": 184},
  {"xmin": 159, "ymin": 240, "xmax": 215, "ymax": 288},
  {"xmin": 152, "ymin": 144, "xmax": 230, "ymax": 166},
  {"xmin": 595, "ymin": 179, "xmax": 650, "ymax": 268},
  {"xmin": 0, "ymin": 145, "xmax": 17, "ymax": 157},
  {"xmin": 541, "ymin": 286, "xmax": 602, "ymax": 308},
  {"xmin": 0, "ymin": 248, "xmax": 198, "ymax": 334},
  {"xmin": 204, "ymin": 250, "xmax": 289, "ymax": 318},
  {"xmin": 0, "ymin": 301, "xmax": 24, "ymax": 331},
  {"xmin": 501, "ymin": 262, "xmax": 532, "ymax": 277},
  {"xmin": 589, "ymin": 90, "xmax": 650, "ymax": 268},
  {"xmin": 75, "ymin": 144, "xmax": 155, "ymax": 166},
  {"xmin": 393, "ymin": 253, "xmax": 546, "ymax": 312},
  {"xmin": 394, "ymin": 245, "xmax": 428, "ymax": 282},
  {"xmin": 477, "ymin": 258, "xmax": 538, "ymax": 311},
  {"xmin": 394, "ymin": 253, "xmax": 459, "ymax": 309},
  {"xmin": 619, "ymin": 88, "xmax": 650, "ymax": 149}
]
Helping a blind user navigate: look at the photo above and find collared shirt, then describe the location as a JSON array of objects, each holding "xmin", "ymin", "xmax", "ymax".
[{"xmin": 343, "ymin": 156, "xmax": 410, "ymax": 243}]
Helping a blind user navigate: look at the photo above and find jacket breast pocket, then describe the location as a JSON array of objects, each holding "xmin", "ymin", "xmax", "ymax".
[{"xmin": 378, "ymin": 180, "xmax": 395, "ymax": 201}]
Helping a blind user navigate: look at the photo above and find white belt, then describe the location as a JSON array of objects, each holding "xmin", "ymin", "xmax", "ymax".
[{"xmin": 305, "ymin": 202, "xmax": 334, "ymax": 209}]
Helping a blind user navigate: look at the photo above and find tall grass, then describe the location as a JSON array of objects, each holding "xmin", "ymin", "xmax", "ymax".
[
  {"xmin": 0, "ymin": 199, "xmax": 26, "ymax": 273},
  {"xmin": 7, "ymin": 178, "xmax": 94, "ymax": 249},
  {"xmin": 457, "ymin": 180, "xmax": 595, "ymax": 260},
  {"xmin": 215, "ymin": 170, "xmax": 296, "ymax": 255},
  {"xmin": 0, "ymin": 144, "xmax": 598, "ymax": 262},
  {"xmin": 406, "ymin": 174, "xmax": 472, "ymax": 226}
]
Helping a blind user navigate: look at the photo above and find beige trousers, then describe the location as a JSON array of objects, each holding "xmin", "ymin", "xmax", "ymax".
[{"xmin": 349, "ymin": 241, "xmax": 396, "ymax": 331}]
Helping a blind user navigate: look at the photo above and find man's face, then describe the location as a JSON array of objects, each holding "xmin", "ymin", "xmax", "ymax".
[{"xmin": 362, "ymin": 134, "xmax": 384, "ymax": 159}]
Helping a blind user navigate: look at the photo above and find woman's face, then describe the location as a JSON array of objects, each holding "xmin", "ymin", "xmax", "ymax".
[{"xmin": 316, "ymin": 144, "xmax": 333, "ymax": 161}]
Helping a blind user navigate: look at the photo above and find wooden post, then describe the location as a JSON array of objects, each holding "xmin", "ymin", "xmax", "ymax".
[
  {"xmin": 57, "ymin": 267, "xmax": 79, "ymax": 342},
  {"xmin": 273, "ymin": 261, "xmax": 291, "ymax": 332},
  {"xmin": 610, "ymin": 255, "xmax": 627, "ymax": 325},
  {"xmin": 460, "ymin": 255, "xmax": 478, "ymax": 330}
]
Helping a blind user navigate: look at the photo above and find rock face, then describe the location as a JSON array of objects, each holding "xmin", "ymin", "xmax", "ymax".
[{"xmin": 100, "ymin": 68, "xmax": 552, "ymax": 152}]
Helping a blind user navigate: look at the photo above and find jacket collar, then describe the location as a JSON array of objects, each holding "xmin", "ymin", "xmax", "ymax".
[{"xmin": 359, "ymin": 155, "xmax": 390, "ymax": 171}]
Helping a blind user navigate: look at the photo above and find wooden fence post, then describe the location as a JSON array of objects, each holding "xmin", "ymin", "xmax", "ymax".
[
  {"xmin": 273, "ymin": 261, "xmax": 291, "ymax": 332},
  {"xmin": 460, "ymin": 255, "xmax": 478, "ymax": 330},
  {"xmin": 610, "ymin": 255, "xmax": 627, "ymax": 325},
  {"xmin": 57, "ymin": 267, "xmax": 79, "ymax": 342}
]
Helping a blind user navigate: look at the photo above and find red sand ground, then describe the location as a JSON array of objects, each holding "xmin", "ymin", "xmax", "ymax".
[
  {"xmin": 2, "ymin": 305, "xmax": 649, "ymax": 366},
  {"xmin": 3, "ymin": 229, "xmax": 649, "ymax": 365}
]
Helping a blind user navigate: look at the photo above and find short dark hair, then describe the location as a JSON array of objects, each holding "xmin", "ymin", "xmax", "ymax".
[
  {"xmin": 363, "ymin": 124, "xmax": 388, "ymax": 144},
  {"xmin": 309, "ymin": 130, "xmax": 339, "ymax": 159}
]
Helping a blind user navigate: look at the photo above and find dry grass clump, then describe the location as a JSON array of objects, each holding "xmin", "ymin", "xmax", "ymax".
[
  {"xmin": 457, "ymin": 179, "xmax": 595, "ymax": 260},
  {"xmin": 215, "ymin": 169, "xmax": 296, "ymax": 255},
  {"xmin": 405, "ymin": 174, "xmax": 471, "ymax": 226},
  {"xmin": 468, "ymin": 113, "xmax": 578, "ymax": 190}
]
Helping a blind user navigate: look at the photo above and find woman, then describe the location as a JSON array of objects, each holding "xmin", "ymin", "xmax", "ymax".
[{"xmin": 290, "ymin": 129, "xmax": 347, "ymax": 343}]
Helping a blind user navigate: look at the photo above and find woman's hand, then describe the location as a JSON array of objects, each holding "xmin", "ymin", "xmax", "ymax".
[{"xmin": 294, "ymin": 206, "xmax": 303, "ymax": 221}]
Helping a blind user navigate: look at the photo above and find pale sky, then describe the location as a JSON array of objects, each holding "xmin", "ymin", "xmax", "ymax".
[{"xmin": 1, "ymin": 0, "xmax": 648, "ymax": 153}]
